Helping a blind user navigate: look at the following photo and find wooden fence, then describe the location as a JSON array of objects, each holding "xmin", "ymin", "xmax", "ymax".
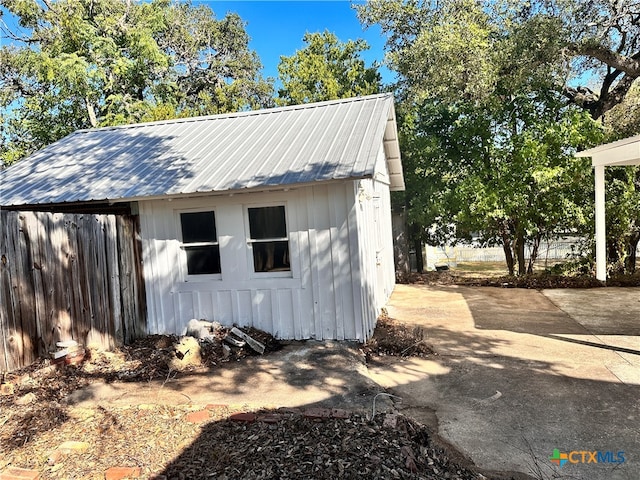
[{"xmin": 0, "ymin": 210, "xmax": 146, "ymax": 372}]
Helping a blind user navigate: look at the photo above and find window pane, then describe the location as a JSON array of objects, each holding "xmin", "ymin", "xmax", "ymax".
[
  {"xmin": 181, "ymin": 211, "xmax": 217, "ymax": 243},
  {"xmin": 248, "ymin": 206, "xmax": 286, "ymax": 239},
  {"xmin": 185, "ymin": 245, "xmax": 221, "ymax": 275},
  {"xmin": 252, "ymin": 241, "xmax": 290, "ymax": 272}
]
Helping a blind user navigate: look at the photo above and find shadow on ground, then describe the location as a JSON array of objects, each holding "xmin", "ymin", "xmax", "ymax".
[{"xmin": 379, "ymin": 284, "xmax": 640, "ymax": 480}]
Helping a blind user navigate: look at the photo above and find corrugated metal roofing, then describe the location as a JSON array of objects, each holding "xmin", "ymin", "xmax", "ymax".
[{"xmin": 0, "ymin": 94, "xmax": 404, "ymax": 207}]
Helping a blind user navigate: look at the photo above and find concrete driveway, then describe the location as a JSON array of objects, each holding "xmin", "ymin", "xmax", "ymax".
[{"xmin": 370, "ymin": 284, "xmax": 640, "ymax": 480}]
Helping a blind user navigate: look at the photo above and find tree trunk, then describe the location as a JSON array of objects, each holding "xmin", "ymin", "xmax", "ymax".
[
  {"xmin": 527, "ymin": 234, "xmax": 541, "ymax": 274},
  {"xmin": 85, "ymin": 98, "xmax": 98, "ymax": 128},
  {"xmin": 514, "ymin": 231, "xmax": 526, "ymax": 276},
  {"xmin": 625, "ymin": 233, "xmax": 640, "ymax": 274},
  {"xmin": 392, "ymin": 210, "xmax": 410, "ymax": 278},
  {"xmin": 501, "ymin": 234, "xmax": 515, "ymax": 276},
  {"xmin": 413, "ymin": 237, "xmax": 424, "ymax": 273}
]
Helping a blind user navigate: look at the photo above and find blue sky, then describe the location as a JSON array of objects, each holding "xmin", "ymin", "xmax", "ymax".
[
  {"xmin": 0, "ymin": 1, "xmax": 393, "ymax": 86},
  {"xmin": 206, "ymin": 1, "xmax": 393, "ymax": 84}
]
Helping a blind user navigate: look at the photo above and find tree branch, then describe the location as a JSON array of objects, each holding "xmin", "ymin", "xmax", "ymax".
[{"xmin": 576, "ymin": 44, "xmax": 640, "ymax": 77}]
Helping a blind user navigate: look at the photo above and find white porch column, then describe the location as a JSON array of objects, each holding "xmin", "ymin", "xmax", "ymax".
[{"xmin": 594, "ymin": 164, "xmax": 606, "ymax": 282}]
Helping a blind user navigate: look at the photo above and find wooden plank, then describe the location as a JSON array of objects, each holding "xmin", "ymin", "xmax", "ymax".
[
  {"xmin": 105, "ymin": 215, "xmax": 123, "ymax": 346},
  {"xmin": 24, "ymin": 212, "xmax": 47, "ymax": 357},
  {"xmin": 6, "ymin": 212, "xmax": 23, "ymax": 371},
  {"xmin": 130, "ymin": 215, "xmax": 148, "ymax": 340},
  {"xmin": 55, "ymin": 213, "xmax": 75, "ymax": 343},
  {"xmin": 77, "ymin": 214, "xmax": 98, "ymax": 346},
  {"xmin": 15, "ymin": 213, "xmax": 37, "ymax": 367},
  {"xmin": 66, "ymin": 214, "xmax": 88, "ymax": 348},
  {"xmin": 116, "ymin": 215, "xmax": 134, "ymax": 343},
  {"xmin": 0, "ymin": 211, "xmax": 18, "ymax": 371},
  {"xmin": 92, "ymin": 215, "xmax": 113, "ymax": 349},
  {"xmin": 38, "ymin": 213, "xmax": 55, "ymax": 354},
  {"xmin": 117, "ymin": 215, "xmax": 147, "ymax": 343}
]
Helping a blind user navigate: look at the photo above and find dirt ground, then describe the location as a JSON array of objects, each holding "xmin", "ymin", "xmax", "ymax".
[{"xmin": 0, "ymin": 322, "xmax": 503, "ymax": 480}]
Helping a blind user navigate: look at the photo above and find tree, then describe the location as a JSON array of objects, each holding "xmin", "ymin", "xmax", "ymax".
[
  {"xmin": 401, "ymin": 96, "xmax": 603, "ymax": 276},
  {"xmin": 357, "ymin": 0, "xmax": 610, "ymax": 275},
  {"xmin": 277, "ymin": 30, "xmax": 380, "ymax": 105},
  {"xmin": 357, "ymin": 0, "xmax": 640, "ymax": 119},
  {"xmin": 0, "ymin": 0, "xmax": 273, "ymax": 165}
]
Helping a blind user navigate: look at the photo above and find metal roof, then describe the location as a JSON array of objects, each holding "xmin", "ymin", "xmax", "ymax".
[{"xmin": 1, "ymin": 94, "xmax": 404, "ymax": 207}]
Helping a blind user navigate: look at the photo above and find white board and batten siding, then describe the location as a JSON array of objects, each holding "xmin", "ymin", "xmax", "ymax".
[{"xmin": 138, "ymin": 165, "xmax": 395, "ymax": 341}]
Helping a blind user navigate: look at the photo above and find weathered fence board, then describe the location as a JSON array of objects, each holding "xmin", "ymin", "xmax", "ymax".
[{"xmin": 0, "ymin": 210, "xmax": 146, "ymax": 372}]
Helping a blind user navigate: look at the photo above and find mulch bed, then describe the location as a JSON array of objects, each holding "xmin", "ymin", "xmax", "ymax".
[
  {"xmin": 0, "ymin": 322, "xmax": 513, "ymax": 480},
  {"xmin": 401, "ymin": 271, "xmax": 640, "ymax": 288}
]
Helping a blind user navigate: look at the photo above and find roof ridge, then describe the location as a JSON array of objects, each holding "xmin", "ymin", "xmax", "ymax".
[{"xmin": 74, "ymin": 93, "xmax": 394, "ymax": 134}]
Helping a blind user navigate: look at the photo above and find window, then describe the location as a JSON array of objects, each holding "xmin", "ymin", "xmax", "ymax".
[
  {"xmin": 180, "ymin": 211, "xmax": 221, "ymax": 275},
  {"xmin": 247, "ymin": 205, "xmax": 290, "ymax": 272}
]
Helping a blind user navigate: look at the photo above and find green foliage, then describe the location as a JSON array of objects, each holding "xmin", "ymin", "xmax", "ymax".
[
  {"xmin": 358, "ymin": 0, "xmax": 640, "ymax": 276},
  {"xmin": 359, "ymin": 0, "xmax": 639, "ymax": 117},
  {"xmin": 0, "ymin": 0, "xmax": 274, "ymax": 165},
  {"xmin": 360, "ymin": 0, "xmax": 498, "ymax": 103},
  {"xmin": 401, "ymin": 94, "xmax": 603, "ymax": 274},
  {"xmin": 277, "ymin": 30, "xmax": 380, "ymax": 105}
]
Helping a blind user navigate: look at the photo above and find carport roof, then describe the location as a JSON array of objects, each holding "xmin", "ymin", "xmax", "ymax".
[
  {"xmin": 575, "ymin": 134, "xmax": 640, "ymax": 282},
  {"xmin": 576, "ymin": 133, "xmax": 640, "ymax": 167},
  {"xmin": 0, "ymin": 93, "xmax": 404, "ymax": 208}
]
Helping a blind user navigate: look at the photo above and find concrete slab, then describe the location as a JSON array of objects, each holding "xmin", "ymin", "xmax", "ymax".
[
  {"xmin": 376, "ymin": 284, "xmax": 640, "ymax": 480},
  {"xmin": 65, "ymin": 341, "xmax": 388, "ymax": 412}
]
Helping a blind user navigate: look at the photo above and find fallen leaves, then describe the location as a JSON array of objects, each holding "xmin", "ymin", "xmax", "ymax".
[{"xmin": 0, "ymin": 325, "xmax": 499, "ymax": 480}]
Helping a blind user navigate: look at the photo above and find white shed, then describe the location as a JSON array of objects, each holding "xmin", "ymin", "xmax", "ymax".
[{"xmin": 0, "ymin": 94, "xmax": 405, "ymax": 341}]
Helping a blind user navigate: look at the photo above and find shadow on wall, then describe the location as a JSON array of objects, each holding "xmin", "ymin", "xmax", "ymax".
[{"xmin": 1, "ymin": 131, "xmax": 188, "ymax": 371}]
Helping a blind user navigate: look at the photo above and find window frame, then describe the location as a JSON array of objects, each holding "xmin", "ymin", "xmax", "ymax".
[
  {"xmin": 177, "ymin": 208, "xmax": 222, "ymax": 281},
  {"xmin": 244, "ymin": 203, "xmax": 292, "ymax": 278}
]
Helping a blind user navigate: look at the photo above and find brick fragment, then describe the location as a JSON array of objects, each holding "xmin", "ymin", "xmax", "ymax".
[
  {"xmin": 229, "ymin": 412, "xmax": 256, "ymax": 423},
  {"xmin": 104, "ymin": 466, "xmax": 142, "ymax": 480},
  {"xmin": 303, "ymin": 407, "xmax": 331, "ymax": 419},
  {"xmin": 185, "ymin": 410, "xmax": 210, "ymax": 424},
  {"xmin": 0, "ymin": 467, "xmax": 40, "ymax": 480},
  {"xmin": 277, "ymin": 407, "xmax": 301, "ymax": 415}
]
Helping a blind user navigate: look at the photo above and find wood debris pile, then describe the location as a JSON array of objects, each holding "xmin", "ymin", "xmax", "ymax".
[{"xmin": 361, "ymin": 314, "xmax": 434, "ymax": 360}]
